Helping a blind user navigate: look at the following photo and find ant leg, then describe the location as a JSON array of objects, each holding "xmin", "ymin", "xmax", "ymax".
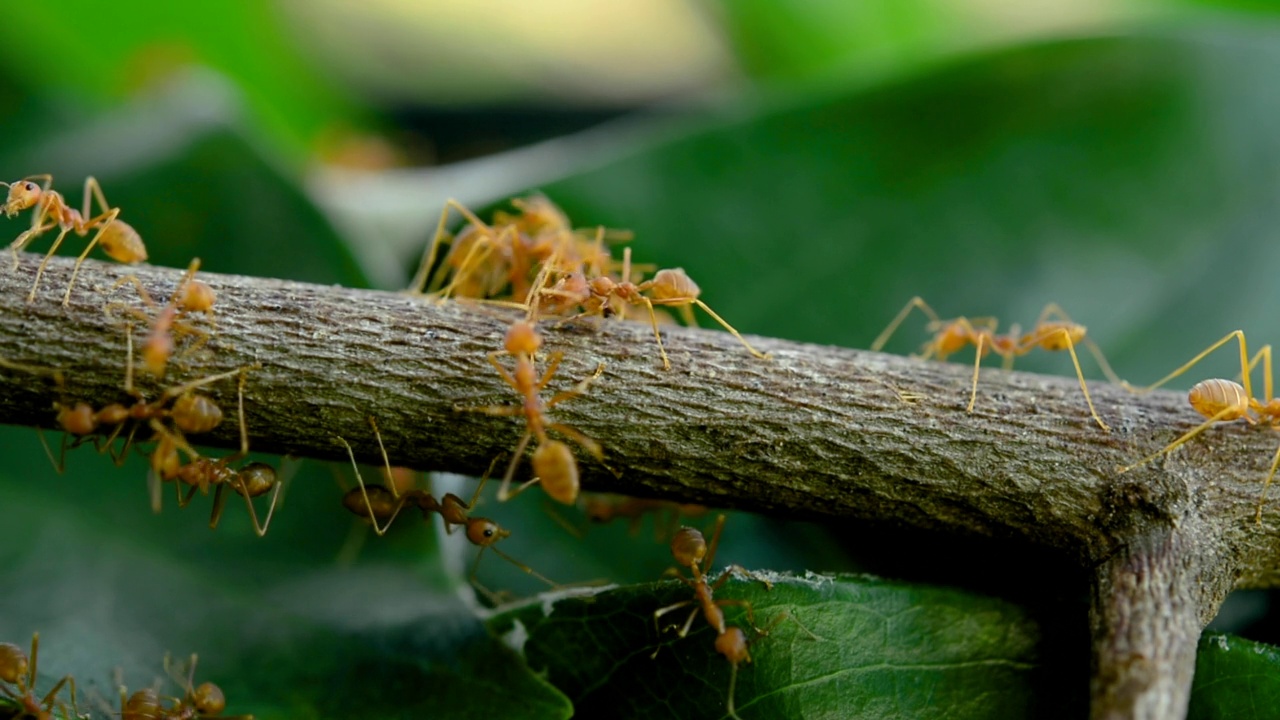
[
  {"xmin": 407, "ymin": 200, "xmax": 461, "ymax": 294},
  {"xmin": 62, "ymin": 208, "xmax": 121, "ymax": 305},
  {"xmin": 725, "ymin": 662, "xmax": 745, "ymax": 720},
  {"xmin": 1082, "ymin": 337, "xmax": 1125, "ymax": 385},
  {"xmin": 652, "ymin": 601, "xmax": 697, "ymax": 635},
  {"xmin": 1019, "ymin": 329, "xmax": 1111, "ymax": 432},
  {"xmin": 27, "ymin": 225, "xmax": 73, "ymax": 303},
  {"xmin": 1256, "ymin": 442, "xmax": 1280, "ymax": 525},
  {"xmin": 638, "ymin": 297, "xmax": 671, "ymax": 370},
  {"xmin": 546, "ymin": 422, "xmax": 603, "ymax": 460},
  {"xmin": 237, "ymin": 473, "xmax": 283, "ymax": 537},
  {"xmin": 967, "ymin": 331, "xmax": 986, "ymax": 413},
  {"xmin": 1117, "ymin": 406, "xmax": 1244, "ymax": 473},
  {"xmin": 7, "ymin": 211, "xmax": 57, "ymax": 269},
  {"xmin": 334, "ymin": 434, "xmax": 408, "ymax": 536},
  {"xmin": 483, "ymin": 544, "xmax": 558, "ymax": 589},
  {"xmin": 465, "ymin": 455, "xmax": 505, "ymax": 509},
  {"xmin": 36, "ymin": 428, "xmax": 65, "ymax": 474},
  {"xmin": 368, "ymin": 416, "xmax": 395, "ymax": 491},
  {"xmin": 870, "ymin": 297, "xmax": 944, "ymax": 352},
  {"xmin": 496, "ymin": 431, "xmax": 535, "ymax": 501},
  {"xmin": 1246, "ymin": 346, "xmax": 1274, "ymax": 404},
  {"xmin": 485, "ymin": 351, "xmax": 521, "ymax": 394},
  {"xmin": 703, "ymin": 514, "xmax": 728, "ymax": 571},
  {"xmin": 1122, "ymin": 330, "xmax": 1251, "ymax": 399},
  {"xmin": 690, "ymin": 299, "xmax": 770, "ymax": 360},
  {"xmin": 545, "ymin": 362, "xmax": 605, "ymax": 405},
  {"xmin": 535, "ymin": 351, "xmax": 565, "ymax": 392}
]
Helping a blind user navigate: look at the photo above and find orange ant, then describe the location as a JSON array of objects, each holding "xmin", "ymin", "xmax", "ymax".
[
  {"xmin": 0, "ymin": 633, "xmax": 81, "ymax": 720},
  {"xmin": 581, "ymin": 493, "xmax": 709, "ymax": 542},
  {"xmin": 872, "ymin": 297, "xmax": 1116, "ymax": 431},
  {"xmin": 2, "ymin": 174, "xmax": 147, "ymax": 305},
  {"xmin": 119, "ymin": 653, "xmax": 252, "ymax": 720},
  {"xmin": 1117, "ymin": 331, "xmax": 1280, "ymax": 522},
  {"xmin": 651, "ymin": 515, "xmax": 816, "ymax": 720},
  {"xmin": 407, "ymin": 199, "xmax": 519, "ymax": 301},
  {"xmin": 335, "ymin": 425, "xmax": 557, "ymax": 600},
  {"xmin": 46, "ymin": 326, "xmax": 243, "ymax": 471},
  {"xmin": 454, "ymin": 319, "xmax": 605, "ymax": 505},
  {"xmin": 542, "ymin": 247, "xmax": 768, "ymax": 370},
  {"xmin": 145, "ymin": 369, "xmax": 282, "ymax": 537},
  {"xmin": 109, "ymin": 258, "xmax": 217, "ymax": 378}
]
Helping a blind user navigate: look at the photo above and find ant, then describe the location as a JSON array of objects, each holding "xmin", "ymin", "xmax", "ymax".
[
  {"xmin": 0, "ymin": 633, "xmax": 81, "ymax": 720},
  {"xmin": 1117, "ymin": 330, "xmax": 1280, "ymax": 522},
  {"xmin": 2, "ymin": 174, "xmax": 147, "ymax": 305},
  {"xmin": 454, "ymin": 319, "xmax": 605, "ymax": 505},
  {"xmin": 334, "ymin": 422, "xmax": 557, "ymax": 602},
  {"xmin": 871, "ymin": 297, "xmax": 1116, "ymax": 431},
  {"xmin": 407, "ymin": 198, "xmax": 519, "ymax": 301},
  {"xmin": 147, "ymin": 369, "xmax": 283, "ymax": 537},
  {"xmin": 543, "ymin": 247, "xmax": 768, "ymax": 370},
  {"xmin": 581, "ymin": 493, "xmax": 709, "ymax": 542},
  {"xmin": 109, "ymin": 258, "xmax": 217, "ymax": 379},
  {"xmin": 46, "ymin": 327, "xmax": 244, "ymax": 471},
  {"xmin": 651, "ymin": 515, "xmax": 817, "ymax": 720},
  {"xmin": 119, "ymin": 653, "xmax": 252, "ymax": 720}
]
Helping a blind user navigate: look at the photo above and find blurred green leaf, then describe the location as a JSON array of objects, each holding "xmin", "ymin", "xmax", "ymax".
[
  {"xmin": 1189, "ymin": 632, "xmax": 1280, "ymax": 719},
  {"xmin": 711, "ymin": 0, "xmax": 958, "ymax": 80},
  {"xmin": 491, "ymin": 574, "xmax": 1045, "ymax": 719},
  {"xmin": 0, "ymin": 1, "xmax": 365, "ymax": 157},
  {"xmin": 537, "ymin": 30, "xmax": 1280, "ymax": 390}
]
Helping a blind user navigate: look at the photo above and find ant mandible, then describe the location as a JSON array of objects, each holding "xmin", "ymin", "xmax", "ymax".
[{"xmin": 2, "ymin": 174, "xmax": 147, "ymax": 305}]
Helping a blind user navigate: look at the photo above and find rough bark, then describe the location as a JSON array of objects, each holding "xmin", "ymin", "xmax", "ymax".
[{"xmin": 1, "ymin": 254, "xmax": 1275, "ymax": 719}]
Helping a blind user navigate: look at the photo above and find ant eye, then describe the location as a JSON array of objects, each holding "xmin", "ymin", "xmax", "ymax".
[
  {"xmin": 23, "ymin": 182, "xmax": 36, "ymax": 191},
  {"xmin": 483, "ymin": 528, "xmax": 495, "ymax": 538}
]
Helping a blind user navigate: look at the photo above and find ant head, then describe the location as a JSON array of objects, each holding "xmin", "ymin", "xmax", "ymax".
[
  {"xmin": 511, "ymin": 194, "xmax": 568, "ymax": 234},
  {"xmin": 531, "ymin": 440, "xmax": 579, "ymax": 505},
  {"xmin": 669, "ymin": 526, "xmax": 707, "ymax": 569},
  {"xmin": 647, "ymin": 268, "xmax": 699, "ymax": 301},
  {"xmin": 2, "ymin": 180, "xmax": 42, "ymax": 216},
  {"xmin": 238, "ymin": 463, "xmax": 277, "ymax": 498},
  {"xmin": 715, "ymin": 626, "xmax": 751, "ymax": 665},
  {"xmin": 466, "ymin": 517, "xmax": 510, "ymax": 548},
  {"xmin": 190, "ymin": 681, "xmax": 227, "ymax": 714},
  {"xmin": 0, "ymin": 641, "xmax": 28, "ymax": 685},
  {"xmin": 504, "ymin": 321, "xmax": 542, "ymax": 355},
  {"xmin": 57, "ymin": 402, "xmax": 98, "ymax": 435},
  {"xmin": 588, "ymin": 276, "xmax": 616, "ymax": 296}
]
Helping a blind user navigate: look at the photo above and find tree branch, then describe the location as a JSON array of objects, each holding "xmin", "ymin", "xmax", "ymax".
[{"xmin": 1, "ymin": 255, "xmax": 1275, "ymax": 719}]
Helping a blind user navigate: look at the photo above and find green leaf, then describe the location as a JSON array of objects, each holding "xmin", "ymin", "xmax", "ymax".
[
  {"xmin": 1190, "ymin": 632, "xmax": 1280, "ymax": 719},
  {"xmin": 491, "ymin": 574, "xmax": 1044, "ymax": 719}
]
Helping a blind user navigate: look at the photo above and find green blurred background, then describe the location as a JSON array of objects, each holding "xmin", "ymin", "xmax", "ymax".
[{"xmin": 0, "ymin": 0, "xmax": 1278, "ymax": 717}]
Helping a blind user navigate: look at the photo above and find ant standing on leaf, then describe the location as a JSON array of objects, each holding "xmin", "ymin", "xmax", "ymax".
[
  {"xmin": 0, "ymin": 632, "xmax": 81, "ymax": 720},
  {"xmin": 2, "ymin": 174, "xmax": 147, "ymax": 305},
  {"xmin": 118, "ymin": 653, "xmax": 252, "ymax": 720},
  {"xmin": 651, "ymin": 515, "xmax": 819, "ymax": 720},
  {"xmin": 871, "ymin": 297, "xmax": 1117, "ymax": 431},
  {"xmin": 334, "ymin": 418, "xmax": 558, "ymax": 603}
]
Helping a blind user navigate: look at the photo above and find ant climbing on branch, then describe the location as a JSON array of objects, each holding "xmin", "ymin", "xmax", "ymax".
[
  {"xmin": 2, "ymin": 174, "xmax": 147, "ymax": 305},
  {"xmin": 454, "ymin": 319, "xmax": 605, "ymax": 505},
  {"xmin": 108, "ymin": 258, "xmax": 217, "ymax": 378}
]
